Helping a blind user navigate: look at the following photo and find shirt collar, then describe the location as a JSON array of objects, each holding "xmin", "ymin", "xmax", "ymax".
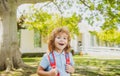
[{"xmin": 54, "ymin": 50, "xmax": 65, "ymax": 55}]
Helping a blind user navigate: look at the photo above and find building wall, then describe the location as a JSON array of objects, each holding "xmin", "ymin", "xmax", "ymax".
[
  {"xmin": 20, "ymin": 29, "xmax": 34, "ymax": 53},
  {"xmin": 20, "ymin": 21, "xmax": 93, "ymax": 53},
  {"xmin": 20, "ymin": 29, "xmax": 47, "ymax": 53},
  {"xmin": 71, "ymin": 35, "xmax": 78, "ymax": 52},
  {"xmin": 20, "ymin": 29, "xmax": 82, "ymax": 53}
]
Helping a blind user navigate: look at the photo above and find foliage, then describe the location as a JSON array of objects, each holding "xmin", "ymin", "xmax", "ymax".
[
  {"xmin": 18, "ymin": 0, "xmax": 120, "ymax": 34},
  {"xmin": 52, "ymin": 0, "xmax": 120, "ymax": 46},
  {"xmin": 25, "ymin": 5, "xmax": 52, "ymax": 37},
  {"xmin": 78, "ymin": 0, "xmax": 120, "ymax": 29},
  {"xmin": 99, "ymin": 0, "xmax": 120, "ymax": 30},
  {"xmin": 90, "ymin": 28, "xmax": 120, "ymax": 45},
  {"xmin": 17, "ymin": 15, "xmax": 26, "ymax": 30},
  {"xmin": 96, "ymin": 29, "xmax": 120, "ymax": 45},
  {"xmin": 53, "ymin": 0, "xmax": 120, "ymax": 29},
  {"xmin": 62, "ymin": 13, "xmax": 81, "ymax": 37},
  {"xmin": 24, "ymin": 5, "xmax": 81, "ymax": 38},
  {"xmin": 17, "ymin": 0, "xmax": 120, "ymax": 45}
]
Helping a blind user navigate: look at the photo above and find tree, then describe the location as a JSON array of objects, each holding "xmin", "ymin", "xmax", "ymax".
[
  {"xmin": 0, "ymin": 0, "xmax": 52, "ymax": 71},
  {"xmin": 24, "ymin": 6, "xmax": 81, "ymax": 40},
  {"xmin": 18, "ymin": 0, "xmax": 120, "ymax": 42},
  {"xmin": 96, "ymin": 29, "xmax": 120, "ymax": 46},
  {"xmin": 17, "ymin": 14, "xmax": 26, "ymax": 30},
  {"xmin": 50, "ymin": 0, "xmax": 120, "ymax": 29},
  {"xmin": 1, "ymin": 0, "xmax": 119, "ymax": 71}
]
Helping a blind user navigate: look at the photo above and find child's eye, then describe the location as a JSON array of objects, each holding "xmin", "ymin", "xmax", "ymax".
[{"xmin": 64, "ymin": 37, "xmax": 67, "ymax": 40}]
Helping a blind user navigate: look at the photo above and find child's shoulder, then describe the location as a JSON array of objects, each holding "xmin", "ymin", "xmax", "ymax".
[
  {"xmin": 66, "ymin": 52, "xmax": 72, "ymax": 55},
  {"xmin": 42, "ymin": 53, "xmax": 48, "ymax": 58},
  {"xmin": 68, "ymin": 52, "xmax": 73, "ymax": 57},
  {"xmin": 43, "ymin": 52, "xmax": 51, "ymax": 57}
]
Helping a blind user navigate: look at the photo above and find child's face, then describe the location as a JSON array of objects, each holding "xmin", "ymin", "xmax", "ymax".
[{"xmin": 54, "ymin": 32, "xmax": 68, "ymax": 51}]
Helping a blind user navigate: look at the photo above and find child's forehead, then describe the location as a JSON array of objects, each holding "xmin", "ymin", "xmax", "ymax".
[{"xmin": 56, "ymin": 32, "xmax": 68, "ymax": 36}]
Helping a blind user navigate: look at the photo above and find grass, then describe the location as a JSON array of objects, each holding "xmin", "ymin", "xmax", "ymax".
[
  {"xmin": 73, "ymin": 55, "xmax": 120, "ymax": 76},
  {"xmin": 0, "ymin": 55, "xmax": 120, "ymax": 76}
]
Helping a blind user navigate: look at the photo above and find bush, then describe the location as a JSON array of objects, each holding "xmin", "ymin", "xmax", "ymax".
[{"xmin": 22, "ymin": 53, "xmax": 45, "ymax": 57}]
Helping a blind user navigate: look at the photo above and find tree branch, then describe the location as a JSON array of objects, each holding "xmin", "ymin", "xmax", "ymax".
[
  {"xmin": 0, "ymin": 0, "xmax": 8, "ymax": 11},
  {"xmin": 39, "ymin": 2, "xmax": 51, "ymax": 10},
  {"xmin": 80, "ymin": 0, "xmax": 90, "ymax": 8},
  {"xmin": 52, "ymin": 2, "xmax": 62, "ymax": 14},
  {"xmin": 52, "ymin": 1, "xmax": 63, "ymax": 26}
]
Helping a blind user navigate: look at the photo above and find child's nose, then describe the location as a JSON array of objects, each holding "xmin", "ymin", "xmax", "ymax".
[{"xmin": 60, "ymin": 38, "xmax": 64, "ymax": 42}]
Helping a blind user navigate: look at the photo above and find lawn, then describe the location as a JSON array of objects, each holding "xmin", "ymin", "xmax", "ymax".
[
  {"xmin": 73, "ymin": 55, "xmax": 120, "ymax": 76},
  {"xmin": 0, "ymin": 55, "xmax": 120, "ymax": 76}
]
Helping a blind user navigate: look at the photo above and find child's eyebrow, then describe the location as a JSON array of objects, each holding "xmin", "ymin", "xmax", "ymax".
[{"xmin": 64, "ymin": 36, "xmax": 68, "ymax": 37}]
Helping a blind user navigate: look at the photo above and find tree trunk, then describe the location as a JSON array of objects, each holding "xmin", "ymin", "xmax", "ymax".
[
  {"xmin": 0, "ymin": 0, "xmax": 52, "ymax": 71},
  {"xmin": 0, "ymin": 1, "xmax": 25, "ymax": 71}
]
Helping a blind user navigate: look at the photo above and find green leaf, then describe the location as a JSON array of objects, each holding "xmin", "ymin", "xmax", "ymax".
[{"xmin": 90, "ymin": 3, "xmax": 94, "ymax": 10}]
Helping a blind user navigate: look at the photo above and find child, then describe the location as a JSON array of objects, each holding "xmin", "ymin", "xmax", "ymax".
[{"xmin": 37, "ymin": 27, "xmax": 75, "ymax": 76}]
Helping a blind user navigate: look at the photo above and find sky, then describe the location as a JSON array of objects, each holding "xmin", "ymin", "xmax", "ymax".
[{"xmin": 17, "ymin": 4, "xmax": 32, "ymax": 18}]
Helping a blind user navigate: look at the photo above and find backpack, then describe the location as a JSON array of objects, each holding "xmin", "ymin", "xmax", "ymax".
[{"xmin": 48, "ymin": 52, "xmax": 70, "ymax": 76}]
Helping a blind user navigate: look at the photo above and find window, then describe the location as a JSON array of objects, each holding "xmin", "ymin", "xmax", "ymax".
[{"xmin": 34, "ymin": 31, "xmax": 41, "ymax": 47}]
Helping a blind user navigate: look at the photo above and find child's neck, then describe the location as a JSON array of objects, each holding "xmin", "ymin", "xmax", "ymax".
[{"xmin": 55, "ymin": 49, "xmax": 63, "ymax": 53}]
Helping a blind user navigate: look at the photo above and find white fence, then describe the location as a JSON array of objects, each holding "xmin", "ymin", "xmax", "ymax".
[
  {"xmin": 79, "ymin": 46, "xmax": 120, "ymax": 58},
  {"xmin": 86, "ymin": 47, "xmax": 120, "ymax": 52}
]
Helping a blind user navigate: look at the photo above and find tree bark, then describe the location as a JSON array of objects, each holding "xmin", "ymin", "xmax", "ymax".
[
  {"xmin": 0, "ymin": 0, "xmax": 25, "ymax": 71},
  {"xmin": 0, "ymin": 0, "xmax": 52, "ymax": 71}
]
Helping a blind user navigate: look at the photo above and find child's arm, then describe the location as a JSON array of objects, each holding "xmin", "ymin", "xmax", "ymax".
[
  {"xmin": 65, "ymin": 64, "xmax": 75, "ymax": 73},
  {"xmin": 37, "ymin": 66, "xmax": 58, "ymax": 76}
]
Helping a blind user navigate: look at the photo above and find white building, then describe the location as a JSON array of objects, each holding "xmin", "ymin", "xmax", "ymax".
[
  {"xmin": 20, "ymin": 22, "xmax": 94, "ymax": 54},
  {"xmin": 19, "ymin": 23, "xmax": 120, "ymax": 59},
  {"xmin": 20, "ymin": 29, "xmax": 47, "ymax": 53}
]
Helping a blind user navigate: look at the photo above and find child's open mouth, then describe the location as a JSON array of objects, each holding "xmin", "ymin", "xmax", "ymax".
[{"xmin": 59, "ymin": 43, "xmax": 64, "ymax": 46}]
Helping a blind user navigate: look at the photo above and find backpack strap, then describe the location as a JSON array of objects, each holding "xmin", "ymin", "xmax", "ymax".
[
  {"xmin": 48, "ymin": 52, "xmax": 70, "ymax": 76},
  {"xmin": 48, "ymin": 52, "xmax": 56, "ymax": 68},
  {"xmin": 48, "ymin": 52, "xmax": 60, "ymax": 76},
  {"xmin": 65, "ymin": 53, "xmax": 70, "ymax": 64},
  {"xmin": 48, "ymin": 52, "xmax": 70, "ymax": 67}
]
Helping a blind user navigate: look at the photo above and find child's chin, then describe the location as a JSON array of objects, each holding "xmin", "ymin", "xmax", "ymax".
[{"xmin": 61, "ymin": 47, "xmax": 66, "ymax": 50}]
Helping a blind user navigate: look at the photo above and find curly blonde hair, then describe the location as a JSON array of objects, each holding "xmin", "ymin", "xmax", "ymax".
[{"xmin": 48, "ymin": 27, "xmax": 71, "ymax": 53}]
